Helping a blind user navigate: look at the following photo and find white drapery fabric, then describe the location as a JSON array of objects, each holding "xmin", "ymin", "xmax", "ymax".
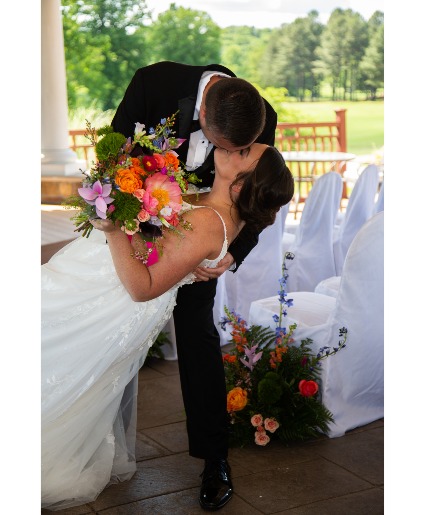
[{"xmin": 249, "ymin": 212, "xmax": 384, "ymax": 438}]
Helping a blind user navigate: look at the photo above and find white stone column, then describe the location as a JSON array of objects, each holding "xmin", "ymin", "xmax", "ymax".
[{"xmin": 41, "ymin": 0, "xmax": 79, "ymax": 176}]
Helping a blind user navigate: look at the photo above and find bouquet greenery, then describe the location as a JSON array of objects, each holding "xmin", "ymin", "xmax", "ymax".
[{"xmin": 220, "ymin": 253, "xmax": 347, "ymax": 447}]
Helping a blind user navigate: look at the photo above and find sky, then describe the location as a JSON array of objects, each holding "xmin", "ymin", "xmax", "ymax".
[{"xmin": 144, "ymin": 0, "xmax": 385, "ymax": 28}]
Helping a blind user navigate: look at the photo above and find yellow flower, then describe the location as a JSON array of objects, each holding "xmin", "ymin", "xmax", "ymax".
[{"xmin": 227, "ymin": 387, "xmax": 248, "ymax": 413}]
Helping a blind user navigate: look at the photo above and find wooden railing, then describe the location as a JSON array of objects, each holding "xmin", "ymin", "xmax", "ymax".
[
  {"xmin": 275, "ymin": 109, "xmax": 347, "ymax": 153},
  {"xmin": 69, "ymin": 130, "xmax": 96, "ymax": 164},
  {"xmin": 275, "ymin": 109, "xmax": 348, "ymax": 210}
]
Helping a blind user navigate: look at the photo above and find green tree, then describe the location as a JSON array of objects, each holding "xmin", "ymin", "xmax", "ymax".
[
  {"xmin": 359, "ymin": 20, "xmax": 384, "ymax": 99},
  {"xmin": 146, "ymin": 3, "xmax": 220, "ymax": 65},
  {"xmin": 260, "ymin": 12, "xmax": 323, "ymax": 100},
  {"xmin": 220, "ymin": 26, "xmax": 272, "ymax": 83},
  {"xmin": 62, "ymin": 0, "xmax": 151, "ymax": 111},
  {"xmin": 315, "ymin": 8, "xmax": 369, "ymax": 100}
]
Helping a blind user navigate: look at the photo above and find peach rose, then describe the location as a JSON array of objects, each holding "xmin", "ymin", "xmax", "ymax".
[
  {"xmin": 298, "ymin": 379, "xmax": 319, "ymax": 397},
  {"xmin": 255, "ymin": 431, "xmax": 270, "ymax": 446},
  {"xmin": 264, "ymin": 417, "xmax": 279, "ymax": 433},
  {"xmin": 137, "ymin": 209, "xmax": 151, "ymax": 222},
  {"xmin": 115, "ymin": 168, "xmax": 143, "ymax": 194},
  {"xmin": 227, "ymin": 387, "xmax": 248, "ymax": 413},
  {"xmin": 251, "ymin": 414, "xmax": 263, "ymax": 427}
]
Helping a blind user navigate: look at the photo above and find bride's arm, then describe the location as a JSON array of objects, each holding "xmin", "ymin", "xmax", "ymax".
[{"xmin": 91, "ymin": 208, "xmax": 223, "ymax": 302}]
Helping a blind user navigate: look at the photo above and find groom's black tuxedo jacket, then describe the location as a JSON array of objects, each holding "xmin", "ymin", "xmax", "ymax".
[{"xmin": 112, "ymin": 61, "xmax": 278, "ymax": 269}]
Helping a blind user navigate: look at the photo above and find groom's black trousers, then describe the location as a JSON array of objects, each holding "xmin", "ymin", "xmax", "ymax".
[{"xmin": 173, "ymin": 278, "xmax": 229, "ymax": 460}]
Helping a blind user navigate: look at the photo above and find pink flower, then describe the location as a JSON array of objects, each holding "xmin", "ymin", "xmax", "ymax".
[
  {"xmin": 133, "ymin": 188, "xmax": 145, "ymax": 202},
  {"xmin": 251, "ymin": 414, "xmax": 263, "ymax": 427},
  {"xmin": 78, "ymin": 180, "xmax": 114, "ymax": 219},
  {"xmin": 264, "ymin": 417, "xmax": 280, "ymax": 433},
  {"xmin": 255, "ymin": 431, "xmax": 270, "ymax": 446},
  {"xmin": 146, "ymin": 242, "xmax": 159, "ymax": 266},
  {"xmin": 137, "ymin": 209, "xmax": 151, "ymax": 222},
  {"xmin": 142, "ymin": 172, "xmax": 182, "ymax": 217}
]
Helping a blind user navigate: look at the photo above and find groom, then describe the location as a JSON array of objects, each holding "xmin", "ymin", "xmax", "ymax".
[{"xmin": 112, "ymin": 61, "xmax": 277, "ymax": 510}]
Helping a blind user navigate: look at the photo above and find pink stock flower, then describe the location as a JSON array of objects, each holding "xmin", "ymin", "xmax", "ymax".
[
  {"xmin": 78, "ymin": 180, "xmax": 114, "ymax": 219},
  {"xmin": 251, "ymin": 414, "xmax": 263, "ymax": 427},
  {"xmin": 254, "ymin": 431, "xmax": 270, "ymax": 446},
  {"xmin": 264, "ymin": 418, "xmax": 280, "ymax": 433}
]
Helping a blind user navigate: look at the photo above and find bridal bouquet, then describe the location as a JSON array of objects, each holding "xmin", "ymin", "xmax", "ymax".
[
  {"xmin": 63, "ymin": 112, "xmax": 199, "ymax": 262},
  {"xmin": 220, "ymin": 253, "xmax": 347, "ymax": 447}
]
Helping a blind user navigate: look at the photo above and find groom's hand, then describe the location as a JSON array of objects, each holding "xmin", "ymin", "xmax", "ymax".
[{"xmin": 194, "ymin": 252, "xmax": 235, "ymax": 281}]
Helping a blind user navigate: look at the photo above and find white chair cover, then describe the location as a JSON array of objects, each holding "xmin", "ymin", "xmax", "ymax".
[
  {"xmin": 284, "ymin": 171, "xmax": 343, "ymax": 292},
  {"xmin": 249, "ymin": 211, "xmax": 384, "ymax": 438},
  {"xmin": 333, "ymin": 164, "xmax": 380, "ymax": 275},
  {"xmin": 213, "ymin": 204, "xmax": 289, "ymax": 345},
  {"xmin": 373, "ymin": 180, "xmax": 384, "ymax": 214},
  {"xmin": 314, "ymin": 275, "xmax": 341, "ymax": 298}
]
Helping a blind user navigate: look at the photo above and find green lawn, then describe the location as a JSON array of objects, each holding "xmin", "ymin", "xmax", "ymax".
[{"xmin": 282, "ymin": 101, "xmax": 384, "ymax": 156}]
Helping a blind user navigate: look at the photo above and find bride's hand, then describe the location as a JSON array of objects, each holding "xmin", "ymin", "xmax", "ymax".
[{"xmin": 90, "ymin": 218, "xmax": 117, "ymax": 233}]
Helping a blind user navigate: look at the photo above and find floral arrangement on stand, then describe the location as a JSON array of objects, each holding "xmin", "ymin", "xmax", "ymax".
[
  {"xmin": 63, "ymin": 112, "xmax": 200, "ymax": 262},
  {"xmin": 220, "ymin": 252, "xmax": 347, "ymax": 447}
]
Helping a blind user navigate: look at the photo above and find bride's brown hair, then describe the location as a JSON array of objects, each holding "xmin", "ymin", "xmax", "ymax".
[{"xmin": 231, "ymin": 147, "xmax": 294, "ymax": 233}]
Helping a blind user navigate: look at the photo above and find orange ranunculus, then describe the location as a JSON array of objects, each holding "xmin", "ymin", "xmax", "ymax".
[
  {"xmin": 223, "ymin": 354, "xmax": 237, "ymax": 363},
  {"xmin": 153, "ymin": 153, "xmax": 166, "ymax": 169},
  {"xmin": 227, "ymin": 387, "xmax": 248, "ymax": 413},
  {"xmin": 164, "ymin": 151, "xmax": 180, "ymax": 171},
  {"xmin": 115, "ymin": 168, "xmax": 143, "ymax": 193},
  {"xmin": 298, "ymin": 379, "xmax": 319, "ymax": 397}
]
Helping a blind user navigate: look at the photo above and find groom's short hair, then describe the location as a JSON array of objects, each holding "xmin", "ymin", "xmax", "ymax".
[{"xmin": 205, "ymin": 78, "xmax": 266, "ymax": 147}]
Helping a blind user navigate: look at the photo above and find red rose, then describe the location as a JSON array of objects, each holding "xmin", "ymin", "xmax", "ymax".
[{"xmin": 298, "ymin": 379, "xmax": 319, "ymax": 397}]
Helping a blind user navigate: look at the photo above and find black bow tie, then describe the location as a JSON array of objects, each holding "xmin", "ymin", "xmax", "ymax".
[{"xmin": 190, "ymin": 119, "xmax": 201, "ymax": 133}]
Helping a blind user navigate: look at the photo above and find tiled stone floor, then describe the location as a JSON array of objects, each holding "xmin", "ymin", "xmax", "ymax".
[{"xmin": 41, "ymin": 355, "xmax": 384, "ymax": 515}]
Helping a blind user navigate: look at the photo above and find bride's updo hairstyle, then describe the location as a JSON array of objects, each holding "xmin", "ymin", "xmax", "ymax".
[{"xmin": 232, "ymin": 147, "xmax": 294, "ymax": 233}]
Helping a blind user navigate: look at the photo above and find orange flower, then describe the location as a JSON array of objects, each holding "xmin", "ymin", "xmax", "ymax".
[
  {"xmin": 115, "ymin": 168, "xmax": 144, "ymax": 193},
  {"xmin": 164, "ymin": 151, "xmax": 180, "ymax": 171},
  {"xmin": 227, "ymin": 387, "xmax": 248, "ymax": 413},
  {"xmin": 223, "ymin": 354, "xmax": 237, "ymax": 363}
]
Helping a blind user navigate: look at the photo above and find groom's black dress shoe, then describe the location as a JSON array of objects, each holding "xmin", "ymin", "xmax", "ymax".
[{"xmin": 199, "ymin": 458, "xmax": 233, "ymax": 511}]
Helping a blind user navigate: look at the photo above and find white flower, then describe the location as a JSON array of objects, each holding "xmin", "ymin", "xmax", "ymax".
[{"xmin": 134, "ymin": 122, "xmax": 146, "ymax": 135}]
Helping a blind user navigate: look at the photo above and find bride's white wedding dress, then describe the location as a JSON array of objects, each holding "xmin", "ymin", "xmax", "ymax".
[{"xmin": 41, "ymin": 205, "xmax": 228, "ymax": 510}]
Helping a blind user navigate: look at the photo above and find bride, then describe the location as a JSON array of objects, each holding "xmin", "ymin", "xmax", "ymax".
[{"xmin": 41, "ymin": 143, "xmax": 294, "ymax": 510}]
